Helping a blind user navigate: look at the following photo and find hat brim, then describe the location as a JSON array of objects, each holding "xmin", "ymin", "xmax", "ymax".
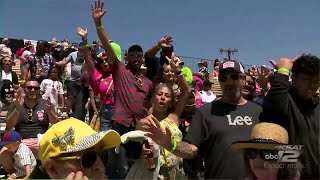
[
  {"xmin": 64, "ymin": 130, "xmax": 121, "ymax": 154},
  {"xmin": 231, "ymin": 141, "xmax": 285, "ymax": 154},
  {"xmin": 0, "ymin": 141, "xmax": 10, "ymax": 147}
]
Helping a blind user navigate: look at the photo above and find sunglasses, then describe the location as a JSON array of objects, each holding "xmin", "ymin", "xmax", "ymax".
[
  {"xmin": 246, "ymin": 81, "xmax": 255, "ymax": 86},
  {"xmin": 56, "ymin": 150, "xmax": 107, "ymax": 169},
  {"xmin": 128, "ymin": 52, "xmax": 143, "ymax": 57},
  {"xmin": 219, "ymin": 74, "xmax": 240, "ymax": 82},
  {"xmin": 26, "ymin": 86, "xmax": 40, "ymax": 91},
  {"xmin": 3, "ymin": 59, "xmax": 12, "ymax": 63},
  {"xmin": 244, "ymin": 148, "xmax": 279, "ymax": 161},
  {"xmin": 27, "ymin": 109, "xmax": 33, "ymax": 123}
]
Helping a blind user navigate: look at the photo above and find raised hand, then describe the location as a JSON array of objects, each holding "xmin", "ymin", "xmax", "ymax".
[
  {"xmin": 141, "ymin": 115, "xmax": 172, "ymax": 149},
  {"xmin": 91, "ymin": 0, "xmax": 107, "ymax": 23},
  {"xmin": 166, "ymin": 52, "xmax": 181, "ymax": 73},
  {"xmin": 269, "ymin": 56, "xmax": 300, "ymax": 71},
  {"xmin": 77, "ymin": 27, "xmax": 88, "ymax": 39},
  {"xmin": 158, "ymin": 35, "xmax": 173, "ymax": 48},
  {"xmin": 14, "ymin": 88, "xmax": 25, "ymax": 111},
  {"xmin": 256, "ymin": 66, "xmax": 271, "ymax": 88},
  {"xmin": 45, "ymin": 97, "xmax": 53, "ymax": 113}
]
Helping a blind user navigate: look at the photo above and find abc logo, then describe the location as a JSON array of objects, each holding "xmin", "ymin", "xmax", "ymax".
[{"xmin": 265, "ymin": 153, "xmax": 279, "ymax": 160}]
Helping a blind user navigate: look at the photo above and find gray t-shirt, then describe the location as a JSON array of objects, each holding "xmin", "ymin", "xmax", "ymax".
[{"xmin": 66, "ymin": 51, "xmax": 84, "ymax": 81}]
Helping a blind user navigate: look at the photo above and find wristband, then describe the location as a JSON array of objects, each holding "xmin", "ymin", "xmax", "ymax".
[
  {"xmin": 170, "ymin": 139, "xmax": 177, "ymax": 153},
  {"xmin": 156, "ymin": 43, "xmax": 161, "ymax": 49},
  {"xmin": 82, "ymin": 44, "xmax": 90, "ymax": 49},
  {"xmin": 277, "ymin": 68, "xmax": 290, "ymax": 74},
  {"xmin": 96, "ymin": 25, "xmax": 104, "ymax": 30}
]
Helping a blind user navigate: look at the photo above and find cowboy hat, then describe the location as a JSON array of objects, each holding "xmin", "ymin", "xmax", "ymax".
[{"xmin": 232, "ymin": 123, "xmax": 290, "ymax": 152}]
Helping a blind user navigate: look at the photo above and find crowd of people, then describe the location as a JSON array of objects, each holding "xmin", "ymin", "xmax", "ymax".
[{"xmin": 0, "ymin": 0, "xmax": 319, "ymax": 179}]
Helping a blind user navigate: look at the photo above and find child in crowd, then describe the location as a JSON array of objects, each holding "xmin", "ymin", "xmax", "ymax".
[
  {"xmin": 0, "ymin": 130, "xmax": 36, "ymax": 179},
  {"xmin": 40, "ymin": 66, "xmax": 64, "ymax": 111}
]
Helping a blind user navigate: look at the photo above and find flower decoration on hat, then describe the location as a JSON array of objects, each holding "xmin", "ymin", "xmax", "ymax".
[{"xmin": 52, "ymin": 127, "xmax": 75, "ymax": 150}]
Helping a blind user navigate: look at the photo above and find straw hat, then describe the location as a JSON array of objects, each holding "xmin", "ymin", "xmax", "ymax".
[{"xmin": 232, "ymin": 123, "xmax": 289, "ymax": 152}]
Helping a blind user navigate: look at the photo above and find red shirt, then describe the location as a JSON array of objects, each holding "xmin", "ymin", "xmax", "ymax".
[{"xmin": 111, "ymin": 60, "xmax": 153, "ymax": 127}]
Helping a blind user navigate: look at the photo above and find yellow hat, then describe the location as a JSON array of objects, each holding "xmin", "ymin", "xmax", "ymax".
[{"xmin": 38, "ymin": 118, "xmax": 121, "ymax": 165}]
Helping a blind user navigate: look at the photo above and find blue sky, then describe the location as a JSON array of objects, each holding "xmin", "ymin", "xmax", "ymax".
[{"xmin": 1, "ymin": 0, "xmax": 319, "ymax": 69}]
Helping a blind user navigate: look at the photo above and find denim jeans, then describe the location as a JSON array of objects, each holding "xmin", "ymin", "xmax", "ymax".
[{"xmin": 100, "ymin": 104, "xmax": 113, "ymax": 131}]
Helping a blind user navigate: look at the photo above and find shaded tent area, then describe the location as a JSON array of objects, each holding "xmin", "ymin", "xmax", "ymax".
[{"xmin": 0, "ymin": 37, "xmax": 25, "ymax": 54}]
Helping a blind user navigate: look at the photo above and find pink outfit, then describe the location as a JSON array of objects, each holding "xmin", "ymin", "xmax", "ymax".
[
  {"xmin": 193, "ymin": 75, "xmax": 203, "ymax": 92},
  {"xmin": 91, "ymin": 68, "xmax": 114, "ymax": 105},
  {"xmin": 195, "ymin": 91, "xmax": 203, "ymax": 108}
]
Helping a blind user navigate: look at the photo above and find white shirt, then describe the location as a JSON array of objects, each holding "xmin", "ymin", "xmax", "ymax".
[
  {"xmin": 1, "ymin": 70, "xmax": 12, "ymax": 82},
  {"xmin": 40, "ymin": 79, "xmax": 64, "ymax": 107},
  {"xmin": 13, "ymin": 143, "xmax": 37, "ymax": 177},
  {"xmin": 200, "ymin": 90, "xmax": 216, "ymax": 103}
]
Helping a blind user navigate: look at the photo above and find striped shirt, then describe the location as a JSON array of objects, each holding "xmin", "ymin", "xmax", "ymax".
[{"xmin": 13, "ymin": 143, "xmax": 37, "ymax": 177}]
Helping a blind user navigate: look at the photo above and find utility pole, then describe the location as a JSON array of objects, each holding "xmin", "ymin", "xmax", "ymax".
[{"xmin": 219, "ymin": 48, "xmax": 238, "ymax": 60}]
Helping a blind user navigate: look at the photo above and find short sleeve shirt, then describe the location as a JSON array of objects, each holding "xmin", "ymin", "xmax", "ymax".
[
  {"xmin": 184, "ymin": 100, "xmax": 262, "ymax": 179},
  {"xmin": 25, "ymin": 53, "xmax": 54, "ymax": 82},
  {"xmin": 111, "ymin": 60, "xmax": 153, "ymax": 127},
  {"xmin": 9, "ymin": 99, "xmax": 50, "ymax": 138},
  {"xmin": 40, "ymin": 79, "xmax": 64, "ymax": 106},
  {"xmin": 13, "ymin": 143, "xmax": 37, "ymax": 177},
  {"xmin": 66, "ymin": 51, "xmax": 84, "ymax": 81}
]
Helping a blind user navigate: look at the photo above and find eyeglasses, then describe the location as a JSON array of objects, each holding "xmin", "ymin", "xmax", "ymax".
[
  {"xmin": 128, "ymin": 52, "xmax": 143, "ymax": 57},
  {"xmin": 219, "ymin": 74, "xmax": 240, "ymax": 82},
  {"xmin": 27, "ymin": 109, "xmax": 33, "ymax": 123},
  {"xmin": 244, "ymin": 148, "xmax": 278, "ymax": 161},
  {"xmin": 26, "ymin": 86, "xmax": 40, "ymax": 91},
  {"xmin": 56, "ymin": 150, "xmax": 107, "ymax": 169}
]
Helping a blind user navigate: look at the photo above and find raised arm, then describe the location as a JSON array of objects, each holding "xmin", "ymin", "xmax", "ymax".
[
  {"xmin": 261, "ymin": 57, "xmax": 298, "ymax": 124},
  {"xmin": 143, "ymin": 115, "xmax": 198, "ymax": 159},
  {"xmin": 145, "ymin": 35, "xmax": 173, "ymax": 59},
  {"xmin": 6, "ymin": 88, "xmax": 25, "ymax": 130},
  {"xmin": 166, "ymin": 53, "xmax": 191, "ymax": 125},
  {"xmin": 91, "ymin": 0, "xmax": 117, "ymax": 68},
  {"xmin": 77, "ymin": 27, "xmax": 94, "ymax": 75}
]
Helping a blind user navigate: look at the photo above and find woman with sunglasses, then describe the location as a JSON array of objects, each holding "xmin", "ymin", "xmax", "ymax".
[
  {"xmin": 232, "ymin": 123, "xmax": 301, "ymax": 180},
  {"xmin": 0, "ymin": 55, "xmax": 19, "ymax": 86},
  {"xmin": 29, "ymin": 118, "xmax": 121, "ymax": 179},
  {"xmin": 77, "ymin": 27, "xmax": 116, "ymax": 132}
]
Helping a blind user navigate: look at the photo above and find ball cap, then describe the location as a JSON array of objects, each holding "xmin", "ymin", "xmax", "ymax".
[
  {"xmin": 219, "ymin": 60, "xmax": 244, "ymax": 74},
  {"xmin": 38, "ymin": 118, "xmax": 121, "ymax": 165},
  {"xmin": 0, "ymin": 130, "xmax": 22, "ymax": 147}
]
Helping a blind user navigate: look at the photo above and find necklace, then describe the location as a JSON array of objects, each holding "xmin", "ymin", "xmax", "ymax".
[{"xmin": 134, "ymin": 75, "xmax": 142, "ymax": 86}]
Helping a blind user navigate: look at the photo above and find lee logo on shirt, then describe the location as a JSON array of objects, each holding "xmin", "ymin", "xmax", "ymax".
[{"xmin": 226, "ymin": 114, "xmax": 252, "ymax": 125}]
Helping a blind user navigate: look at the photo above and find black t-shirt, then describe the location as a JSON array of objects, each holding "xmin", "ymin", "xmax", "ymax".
[
  {"xmin": 184, "ymin": 100, "xmax": 262, "ymax": 179},
  {"xmin": 9, "ymin": 99, "xmax": 50, "ymax": 138}
]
